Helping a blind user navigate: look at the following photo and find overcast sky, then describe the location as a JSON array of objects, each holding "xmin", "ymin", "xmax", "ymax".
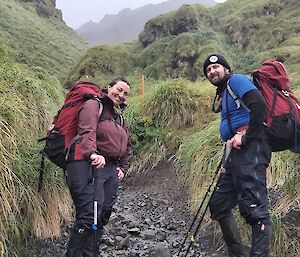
[
  {"xmin": 56, "ymin": 0, "xmax": 169, "ymax": 29},
  {"xmin": 56, "ymin": 0, "xmax": 227, "ymax": 29}
]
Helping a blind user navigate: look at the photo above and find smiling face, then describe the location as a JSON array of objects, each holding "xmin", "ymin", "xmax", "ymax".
[
  {"xmin": 107, "ymin": 80, "xmax": 130, "ymax": 105},
  {"xmin": 206, "ymin": 63, "xmax": 230, "ymax": 86}
]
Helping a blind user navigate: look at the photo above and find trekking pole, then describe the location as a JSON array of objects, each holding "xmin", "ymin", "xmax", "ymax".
[
  {"xmin": 177, "ymin": 142, "xmax": 232, "ymax": 257},
  {"xmin": 182, "ymin": 170, "xmax": 222, "ymax": 257},
  {"xmin": 176, "ymin": 160, "xmax": 222, "ymax": 256},
  {"xmin": 91, "ymin": 165, "xmax": 98, "ymax": 257}
]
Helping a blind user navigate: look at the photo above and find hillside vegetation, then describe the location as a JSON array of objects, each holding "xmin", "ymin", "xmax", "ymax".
[
  {"xmin": 0, "ymin": 0, "xmax": 88, "ymax": 81},
  {"xmin": 69, "ymin": 0, "xmax": 300, "ymax": 87},
  {"xmin": 0, "ymin": 0, "xmax": 299, "ymax": 256}
]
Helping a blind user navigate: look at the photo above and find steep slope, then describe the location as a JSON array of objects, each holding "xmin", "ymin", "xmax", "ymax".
[
  {"xmin": 211, "ymin": 0, "xmax": 300, "ymax": 80},
  {"xmin": 0, "ymin": 0, "xmax": 88, "ymax": 81},
  {"xmin": 76, "ymin": 0, "xmax": 216, "ymax": 45}
]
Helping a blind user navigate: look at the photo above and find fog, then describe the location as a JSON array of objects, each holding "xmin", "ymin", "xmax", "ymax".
[{"xmin": 56, "ymin": 0, "xmax": 167, "ymax": 29}]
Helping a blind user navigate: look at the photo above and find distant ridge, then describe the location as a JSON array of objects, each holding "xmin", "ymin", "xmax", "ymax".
[{"xmin": 76, "ymin": 0, "xmax": 216, "ymax": 45}]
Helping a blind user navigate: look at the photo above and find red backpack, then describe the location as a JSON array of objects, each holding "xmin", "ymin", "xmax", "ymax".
[
  {"xmin": 227, "ymin": 60, "xmax": 300, "ymax": 152},
  {"xmin": 38, "ymin": 81, "xmax": 103, "ymax": 190},
  {"xmin": 252, "ymin": 60, "xmax": 300, "ymax": 152}
]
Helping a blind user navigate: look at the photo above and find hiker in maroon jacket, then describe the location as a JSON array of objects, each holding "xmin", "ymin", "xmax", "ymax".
[{"xmin": 65, "ymin": 77, "xmax": 132, "ymax": 257}]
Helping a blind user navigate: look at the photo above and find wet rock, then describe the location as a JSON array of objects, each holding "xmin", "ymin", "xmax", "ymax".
[
  {"xmin": 128, "ymin": 227, "xmax": 141, "ymax": 235},
  {"xmin": 115, "ymin": 235, "xmax": 130, "ymax": 249},
  {"xmin": 142, "ymin": 229, "xmax": 157, "ymax": 240},
  {"xmin": 148, "ymin": 243, "xmax": 171, "ymax": 257},
  {"xmin": 154, "ymin": 230, "xmax": 167, "ymax": 241}
]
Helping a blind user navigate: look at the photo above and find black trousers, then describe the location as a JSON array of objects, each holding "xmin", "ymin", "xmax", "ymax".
[
  {"xmin": 66, "ymin": 160, "xmax": 118, "ymax": 230},
  {"xmin": 209, "ymin": 139, "xmax": 272, "ymax": 225}
]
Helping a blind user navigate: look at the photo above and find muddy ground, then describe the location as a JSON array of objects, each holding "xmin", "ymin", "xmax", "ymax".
[{"xmin": 24, "ymin": 161, "xmax": 226, "ymax": 257}]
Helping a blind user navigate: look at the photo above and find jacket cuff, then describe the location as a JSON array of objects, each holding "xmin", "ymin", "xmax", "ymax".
[
  {"xmin": 88, "ymin": 150, "xmax": 100, "ymax": 160},
  {"xmin": 241, "ymin": 134, "xmax": 247, "ymax": 146}
]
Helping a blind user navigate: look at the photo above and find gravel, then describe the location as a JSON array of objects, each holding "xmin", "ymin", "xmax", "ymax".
[{"xmin": 23, "ymin": 161, "xmax": 226, "ymax": 257}]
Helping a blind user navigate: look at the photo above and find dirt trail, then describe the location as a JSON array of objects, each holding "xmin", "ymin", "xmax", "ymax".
[{"xmin": 25, "ymin": 161, "xmax": 226, "ymax": 257}]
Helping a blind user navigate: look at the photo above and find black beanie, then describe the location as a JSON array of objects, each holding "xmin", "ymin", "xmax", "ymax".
[{"xmin": 203, "ymin": 54, "xmax": 231, "ymax": 77}]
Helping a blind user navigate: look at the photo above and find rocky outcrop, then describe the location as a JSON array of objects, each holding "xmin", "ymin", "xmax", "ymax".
[
  {"xmin": 139, "ymin": 4, "xmax": 213, "ymax": 47},
  {"xmin": 19, "ymin": 0, "xmax": 62, "ymax": 19}
]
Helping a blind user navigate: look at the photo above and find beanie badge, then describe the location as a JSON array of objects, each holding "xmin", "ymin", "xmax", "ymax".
[{"xmin": 209, "ymin": 55, "xmax": 218, "ymax": 63}]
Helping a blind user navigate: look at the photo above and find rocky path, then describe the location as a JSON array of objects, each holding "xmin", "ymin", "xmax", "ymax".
[{"xmin": 26, "ymin": 161, "xmax": 226, "ymax": 257}]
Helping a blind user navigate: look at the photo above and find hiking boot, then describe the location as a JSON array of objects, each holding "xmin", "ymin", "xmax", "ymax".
[
  {"xmin": 250, "ymin": 220, "xmax": 271, "ymax": 257},
  {"xmin": 219, "ymin": 215, "xmax": 248, "ymax": 257},
  {"xmin": 82, "ymin": 229, "xmax": 102, "ymax": 257},
  {"xmin": 65, "ymin": 227, "xmax": 88, "ymax": 257}
]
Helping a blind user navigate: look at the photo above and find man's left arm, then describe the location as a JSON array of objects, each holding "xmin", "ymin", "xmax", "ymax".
[
  {"xmin": 241, "ymin": 89, "xmax": 266, "ymax": 145},
  {"xmin": 230, "ymin": 89, "xmax": 266, "ymax": 149}
]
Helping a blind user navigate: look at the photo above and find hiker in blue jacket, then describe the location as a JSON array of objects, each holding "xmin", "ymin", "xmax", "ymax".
[{"xmin": 203, "ymin": 54, "xmax": 272, "ymax": 257}]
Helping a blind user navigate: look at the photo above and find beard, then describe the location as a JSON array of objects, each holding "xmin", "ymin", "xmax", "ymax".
[{"xmin": 215, "ymin": 73, "xmax": 231, "ymax": 97}]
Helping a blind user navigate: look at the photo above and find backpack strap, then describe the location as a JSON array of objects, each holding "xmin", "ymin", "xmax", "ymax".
[
  {"xmin": 212, "ymin": 93, "xmax": 222, "ymax": 113},
  {"xmin": 225, "ymin": 82, "xmax": 250, "ymax": 135},
  {"xmin": 227, "ymin": 82, "xmax": 241, "ymax": 109},
  {"xmin": 118, "ymin": 114, "xmax": 124, "ymax": 127},
  {"xmin": 65, "ymin": 97, "xmax": 104, "ymax": 161},
  {"xmin": 95, "ymin": 97, "xmax": 104, "ymax": 119},
  {"xmin": 226, "ymin": 82, "xmax": 250, "ymax": 112},
  {"xmin": 225, "ymin": 89, "xmax": 235, "ymax": 135}
]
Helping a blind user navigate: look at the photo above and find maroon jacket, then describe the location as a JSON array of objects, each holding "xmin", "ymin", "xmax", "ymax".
[{"xmin": 73, "ymin": 96, "xmax": 132, "ymax": 173}]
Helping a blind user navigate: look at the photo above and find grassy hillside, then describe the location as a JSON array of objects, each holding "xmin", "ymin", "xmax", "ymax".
[
  {"xmin": 71, "ymin": 0, "xmax": 300, "ymax": 87},
  {"xmin": 64, "ymin": 44, "xmax": 135, "ymax": 88},
  {"xmin": 0, "ymin": 0, "xmax": 88, "ymax": 81}
]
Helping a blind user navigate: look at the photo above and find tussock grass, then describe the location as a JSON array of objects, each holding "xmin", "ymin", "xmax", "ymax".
[
  {"xmin": 270, "ymin": 209, "xmax": 300, "ymax": 257},
  {"xmin": 124, "ymin": 82, "xmax": 169, "ymax": 174},
  {"xmin": 144, "ymin": 79, "xmax": 213, "ymax": 129},
  {"xmin": 30, "ymin": 184, "xmax": 72, "ymax": 239},
  {"xmin": 65, "ymin": 45, "xmax": 134, "ymax": 88},
  {"xmin": 174, "ymin": 120, "xmax": 223, "ymax": 210},
  {"xmin": 267, "ymin": 151, "xmax": 300, "ymax": 256},
  {"xmin": 0, "ymin": 52, "xmax": 72, "ymax": 256},
  {"xmin": 125, "ymin": 79, "xmax": 216, "ymax": 174},
  {"xmin": 270, "ymin": 152, "xmax": 300, "ymax": 196}
]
